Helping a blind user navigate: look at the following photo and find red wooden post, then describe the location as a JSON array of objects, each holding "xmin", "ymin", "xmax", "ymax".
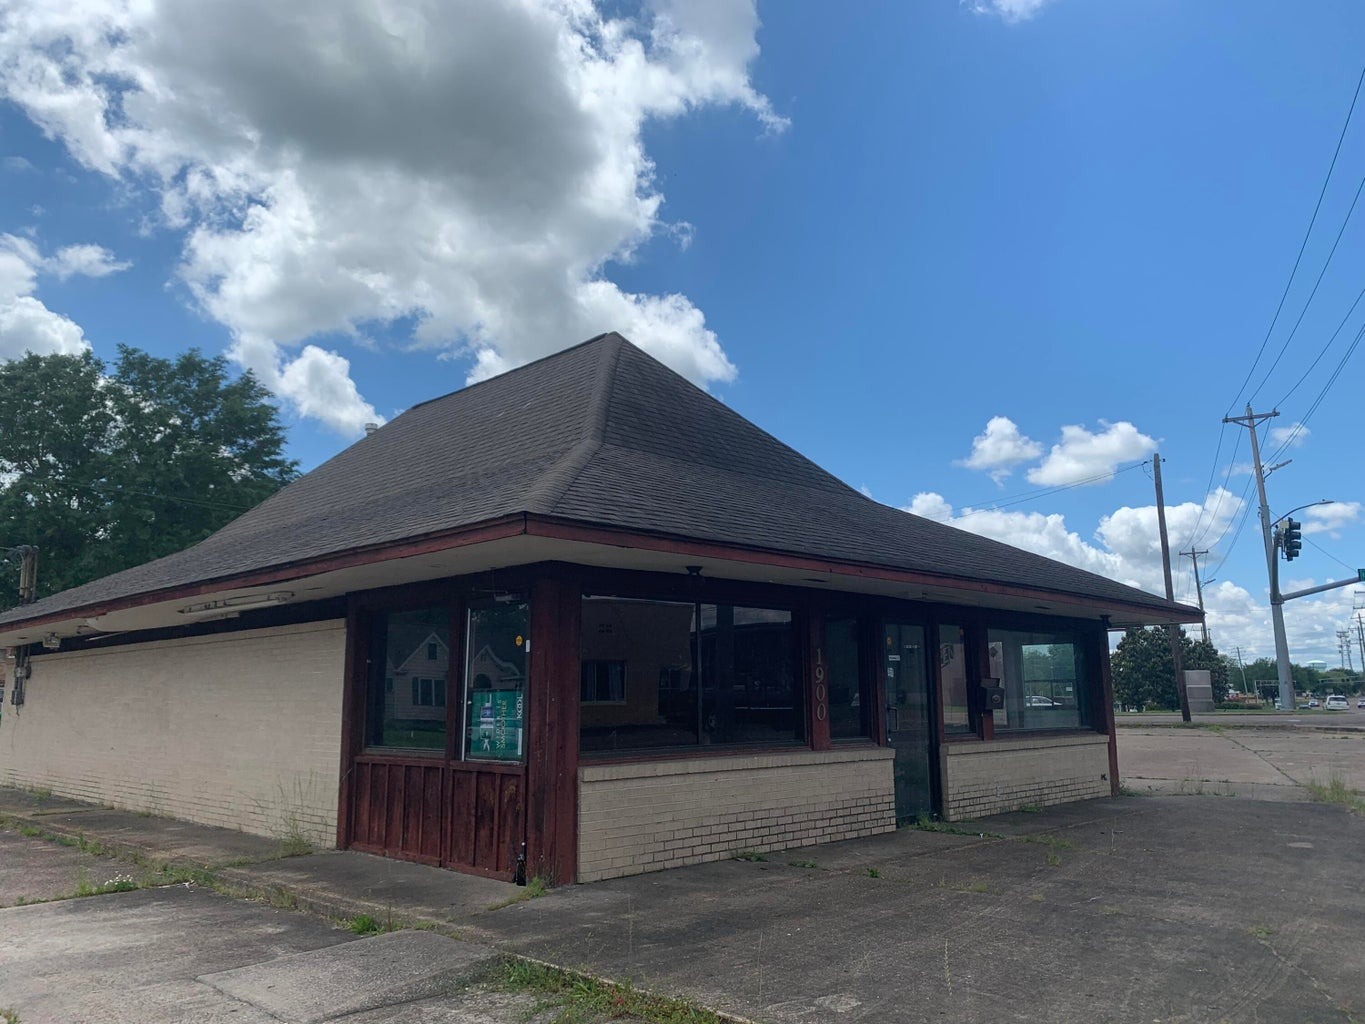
[
  {"xmin": 526, "ymin": 575, "xmax": 581, "ymax": 884},
  {"xmin": 808, "ymin": 614, "xmax": 831, "ymax": 751},
  {"xmin": 1097, "ymin": 619, "xmax": 1120, "ymax": 797}
]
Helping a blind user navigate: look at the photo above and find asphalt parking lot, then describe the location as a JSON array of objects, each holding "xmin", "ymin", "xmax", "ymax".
[{"xmin": 3, "ymin": 721, "xmax": 1363, "ymax": 1024}]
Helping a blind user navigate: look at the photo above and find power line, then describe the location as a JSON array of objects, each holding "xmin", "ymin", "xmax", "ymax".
[
  {"xmin": 1265, "ymin": 317, "xmax": 1365, "ymax": 463},
  {"xmin": 1225, "ymin": 63, "xmax": 1365, "ymax": 416},
  {"xmin": 1186, "ymin": 430, "xmax": 1244, "ymax": 551},
  {"xmin": 1273, "ymin": 276, "xmax": 1365, "ymax": 407},
  {"xmin": 1304, "ymin": 535, "xmax": 1358, "ymax": 574},
  {"xmin": 1248, "ymin": 167, "xmax": 1365, "ymax": 403},
  {"xmin": 951, "ymin": 462, "xmax": 1147, "ymax": 520}
]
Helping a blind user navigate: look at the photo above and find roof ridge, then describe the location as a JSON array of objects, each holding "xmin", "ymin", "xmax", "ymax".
[
  {"xmin": 406, "ymin": 332, "xmax": 616, "ymax": 414},
  {"xmin": 524, "ymin": 334, "xmax": 624, "ymax": 513}
]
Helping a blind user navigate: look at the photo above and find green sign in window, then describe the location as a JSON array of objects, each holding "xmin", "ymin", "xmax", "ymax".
[{"xmin": 467, "ymin": 689, "xmax": 524, "ymax": 761}]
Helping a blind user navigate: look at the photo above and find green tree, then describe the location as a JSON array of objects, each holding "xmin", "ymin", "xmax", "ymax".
[
  {"xmin": 0, "ymin": 347, "xmax": 297, "ymax": 610},
  {"xmin": 1111, "ymin": 627, "xmax": 1230, "ymax": 710}
]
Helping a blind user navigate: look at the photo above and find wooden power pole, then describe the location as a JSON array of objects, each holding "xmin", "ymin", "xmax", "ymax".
[{"xmin": 1152, "ymin": 454, "xmax": 1191, "ymax": 722}]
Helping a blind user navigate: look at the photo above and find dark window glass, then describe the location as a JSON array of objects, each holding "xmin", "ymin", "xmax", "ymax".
[
  {"xmin": 939, "ymin": 624, "xmax": 972, "ymax": 734},
  {"xmin": 365, "ymin": 606, "xmax": 449, "ymax": 753},
  {"xmin": 464, "ymin": 600, "xmax": 528, "ymax": 762},
  {"xmin": 988, "ymin": 629, "xmax": 1089, "ymax": 731},
  {"xmin": 826, "ymin": 617, "xmax": 869, "ymax": 739},
  {"xmin": 581, "ymin": 660, "xmax": 627, "ymax": 703},
  {"xmin": 426, "ymin": 642, "xmax": 438, "ymax": 661},
  {"xmin": 579, "ymin": 597, "xmax": 799, "ymax": 754}
]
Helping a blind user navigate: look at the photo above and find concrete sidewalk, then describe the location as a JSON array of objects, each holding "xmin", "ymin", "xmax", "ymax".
[{"xmin": 0, "ymin": 786, "xmax": 519, "ymax": 932}]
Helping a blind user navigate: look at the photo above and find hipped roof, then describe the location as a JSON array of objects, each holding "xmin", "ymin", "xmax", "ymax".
[{"xmin": 0, "ymin": 333, "xmax": 1199, "ymax": 630}]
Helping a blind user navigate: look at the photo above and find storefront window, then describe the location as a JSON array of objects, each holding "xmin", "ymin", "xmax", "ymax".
[
  {"xmin": 939, "ymin": 623, "xmax": 972, "ymax": 735},
  {"xmin": 826, "ymin": 617, "xmax": 870, "ymax": 739},
  {"xmin": 464, "ymin": 600, "xmax": 528, "ymax": 762},
  {"xmin": 364, "ymin": 606, "xmax": 449, "ymax": 753},
  {"xmin": 988, "ymin": 629, "xmax": 1089, "ymax": 731},
  {"xmin": 579, "ymin": 597, "xmax": 799, "ymax": 754}
]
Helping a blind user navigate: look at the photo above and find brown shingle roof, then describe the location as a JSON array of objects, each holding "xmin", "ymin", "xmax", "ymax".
[{"xmin": 0, "ymin": 332, "xmax": 1197, "ymax": 626}]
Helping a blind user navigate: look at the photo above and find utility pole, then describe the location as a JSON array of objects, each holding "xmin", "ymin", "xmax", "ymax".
[
  {"xmin": 1338, "ymin": 630, "xmax": 1355, "ymax": 673},
  {"xmin": 1151, "ymin": 454, "xmax": 1190, "ymax": 722},
  {"xmin": 1222, "ymin": 406, "xmax": 1295, "ymax": 713},
  {"xmin": 1180, "ymin": 547, "xmax": 1211, "ymax": 644},
  {"xmin": 1234, "ymin": 645, "xmax": 1250, "ymax": 695}
]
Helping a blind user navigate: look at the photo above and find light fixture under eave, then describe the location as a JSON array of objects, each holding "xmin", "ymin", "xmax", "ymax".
[{"xmin": 179, "ymin": 592, "xmax": 294, "ymax": 619}]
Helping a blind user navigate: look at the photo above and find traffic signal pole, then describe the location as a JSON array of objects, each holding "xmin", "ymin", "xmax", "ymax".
[{"xmin": 1223, "ymin": 405, "xmax": 1296, "ymax": 714}]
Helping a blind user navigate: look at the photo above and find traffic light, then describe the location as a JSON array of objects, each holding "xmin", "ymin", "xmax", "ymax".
[{"xmin": 1282, "ymin": 518, "xmax": 1302, "ymax": 561}]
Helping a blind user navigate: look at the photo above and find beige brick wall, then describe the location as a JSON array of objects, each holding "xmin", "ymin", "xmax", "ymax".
[
  {"xmin": 941, "ymin": 733, "xmax": 1110, "ymax": 821},
  {"xmin": 0, "ymin": 620, "xmax": 346, "ymax": 846},
  {"xmin": 578, "ymin": 747, "xmax": 895, "ymax": 882}
]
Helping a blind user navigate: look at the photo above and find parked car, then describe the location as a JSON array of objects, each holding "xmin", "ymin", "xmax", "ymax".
[
  {"xmin": 1308, "ymin": 698, "xmax": 1321, "ymax": 708},
  {"xmin": 1357, "ymin": 698, "xmax": 1365, "ymax": 709},
  {"xmin": 1025, "ymin": 695, "xmax": 1058, "ymax": 707},
  {"xmin": 1324, "ymin": 695, "xmax": 1349, "ymax": 711}
]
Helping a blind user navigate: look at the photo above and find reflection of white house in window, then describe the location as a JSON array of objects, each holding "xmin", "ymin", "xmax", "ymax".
[
  {"xmin": 385, "ymin": 629, "xmax": 449, "ymax": 724},
  {"xmin": 466, "ymin": 645, "xmax": 524, "ymax": 692}
]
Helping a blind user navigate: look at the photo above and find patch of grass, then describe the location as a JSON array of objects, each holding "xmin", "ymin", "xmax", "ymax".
[
  {"xmin": 1100, "ymin": 905, "xmax": 1122, "ymax": 916},
  {"xmin": 1018, "ymin": 804, "xmax": 1042, "ymax": 814},
  {"xmin": 1020, "ymin": 833, "xmax": 1074, "ymax": 850},
  {"xmin": 1306, "ymin": 775, "xmax": 1365, "ymax": 814},
  {"xmin": 1117, "ymin": 785, "xmax": 1151, "ymax": 797},
  {"xmin": 865, "ymin": 867, "xmax": 881, "ymax": 879},
  {"xmin": 732, "ymin": 850, "xmax": 767, "ymax": 862},
  {"xmin": 1, "ymin": 1006, "xmax": 20, "ymax": 1024},
  {"xmin": 912, "ymin": 814, "xmax": 1006, "ymax": 839},
  {"xmin": 276, "ymin": 834, "xmax": 314, "ymax": 858},
  {"xmin": 488, "ymin": 875, "xmax": 551, "ymax": 911},
  {"xmin": 18, "ymin": 825, "xmax": 41, "ymax": 838},
  {"xmin": 74, "ymin": 871, "xmax": 139, "ymax": 898},
  {"xmin": 497, "ymin": 958, "xmax": 727, "ymax": 1024},
  {"xmin": 1045, "ymin": 850, "xmax": 1062, "ymax": 867},
  {"xmin": 787, "ymin": 859, "xmax": 819, "ymax": 869},
  {"xmin": 1249, "ymin": 924, "xmax": 1274, "ymax": 941},
  {"xmin": 347, "ymin": 914, "xmax": 390, "ymax": 935}
]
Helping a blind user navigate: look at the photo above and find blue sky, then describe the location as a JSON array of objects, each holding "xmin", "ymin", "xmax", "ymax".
[{"xmin": 1, "ymin": 0, "xmax": 1362, "ymax": 666}]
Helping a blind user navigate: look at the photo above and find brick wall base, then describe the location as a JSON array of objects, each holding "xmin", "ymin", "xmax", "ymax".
[
  {"xmin": 0, "ymin": 620, "xmax": 345, "ymax": 846},
  {"xmin": 941, "ymin": 733, "xmax": 1111, "ymax": 821},
  {"xmin": 577, "ymin": 747, "xmax": 895, "ymax": 882}
]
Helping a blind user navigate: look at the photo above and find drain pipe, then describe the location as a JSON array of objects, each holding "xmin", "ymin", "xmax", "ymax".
[{"xmin": 8, "ymin": 546, "xmax": 38, "ymax": 707}]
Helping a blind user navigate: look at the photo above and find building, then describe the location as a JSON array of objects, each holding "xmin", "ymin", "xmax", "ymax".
[{"xmin": 0, "ymin": 333, "xmax": 1200, "ymax": 884}]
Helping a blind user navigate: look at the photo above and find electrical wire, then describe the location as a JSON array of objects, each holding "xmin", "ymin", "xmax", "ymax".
[
  {"xmin": 950, "ymin": 462, "xmax": 1148, "ymax": 520},
  {"xmin": 1249, "ymin": 168, "xmax": 1365, "ymax": 404},
  {"xmin": 1185, "ymin": 431, "xmax": 1244, "ymax": 551},
  {"xmin": 1273, "ymin": 277, "xmax": 1365, "ymax": 407},
  {"xmin": 1225, "ymin": 63, "xmax": 1365, "ymax": 416},
  {"xmin": 1264, "ymin": 317, "xmax": 1365, "ymax": 463},
  {"xmin": 1304, "ymin": 536, "xmax": 1359, "ymax": 574}
]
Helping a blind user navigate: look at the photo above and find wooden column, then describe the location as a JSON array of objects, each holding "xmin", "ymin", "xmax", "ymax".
[
  {"xmin": 1096, "ymin": 618, "xmax": 1120, "ymax": 797},
  {"xmin": 525, "ymin": 575, "xmax": 581, "ymax": 884},
  {"xmin": 807, "ymin": 614, "xmax": 831, "ymax": 750},
  {"xmin": 336, "ymin": 599, "xmax": 367, "ymax": 849}
]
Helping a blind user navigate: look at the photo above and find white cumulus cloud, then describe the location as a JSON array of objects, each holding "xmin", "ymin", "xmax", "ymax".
[
  {"xmin": 956, "ymin": 415, "xmax": 1043, "ymax": 483},
  {"xmin": 1026, "ymin": 421, "xmax": 1157, "ymax": 487},
  {"xmin": 0, "ymin": 0, "xmax": 780, "ymax": 434},
  {"xmin": 1302, "ymin": 501, "xmax": 1360, "ymax": 538},
  {"xmin": 966, "ymin": 0, "xmax": 1057, "ymax": 23},
  {"xmin": 0, "ymin": 234, "xmax": 126, "ymax": 360},
  {"xmin": 1268, "ymin": 422, "xmax": 1310, "ymax": 449}
]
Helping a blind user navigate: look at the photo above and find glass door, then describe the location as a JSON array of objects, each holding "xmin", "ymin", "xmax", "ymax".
[{"xmin": 884, "ymin": 623, "xmax": 935, "ymax": 820}]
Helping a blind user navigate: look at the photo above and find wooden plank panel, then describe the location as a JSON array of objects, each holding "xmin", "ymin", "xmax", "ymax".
[
  {"xmin": 473, "ymin": 771, "xmax": 499, "ymax": 870},
  {"xmin": 366, "ymin": 763, "xmax": 387, "ymax": 848},
  {"xmin": 386, "ymin": 765, "xmax": 405, "ymax": 852},
  {"xmin": 497, "ymin": 773, "xmax": 523, "ymax": 874},
  {"xmin": 422, "ymin": 767, "xmax": 443, "ymax": 861},
  {"xmin": 448, "ymin": 770, "xmax": 475, "ymax": 867},
  {"xmin": 352, "ymin": 762, "xmax": 371, "ymax": 847}
]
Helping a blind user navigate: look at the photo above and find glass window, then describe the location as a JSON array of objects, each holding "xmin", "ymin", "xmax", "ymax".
[
  {"xmin": 988, "ymin": 629, "xmax": 1089, "ymax": 731},
  {"xmin": 826, "ymin": 617, "xmax": 870, "ymax": 739},
  {"xmin": 939, "ymin": 623, "xmax": 972, "ymax": 735},
  {"xmin": 365, "ymin": 606, "xmax": 449, "ymax": 753},
  {"xmin": 464, "ymin": 600, "xmax": 528, "ymax": 762},
  {"xmin": 581, "ymin": 661, "xmax": 627, "ymax": 703},
  {"xmin": 579, "ymin": 597, "xmax": 799, "ymax": 754}
]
